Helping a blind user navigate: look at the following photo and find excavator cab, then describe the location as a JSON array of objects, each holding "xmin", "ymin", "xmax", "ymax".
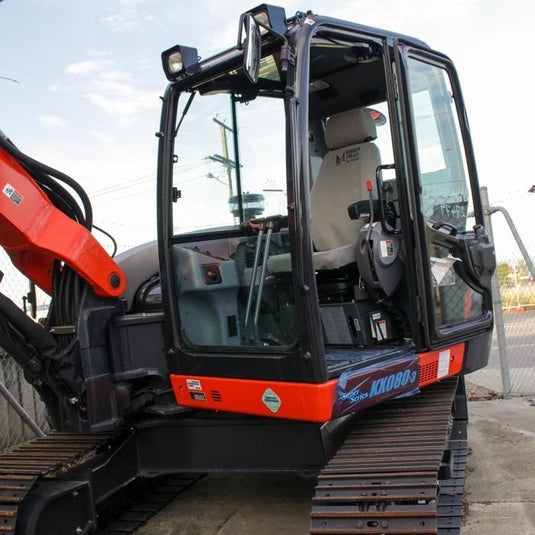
[{"xmin": 145, "ymin": 6, "xmax": 495, "ymax": 420}]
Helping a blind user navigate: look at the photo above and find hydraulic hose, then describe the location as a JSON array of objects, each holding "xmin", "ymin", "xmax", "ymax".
[
  {"xmin": 0, "ymin": 131, "xmax": 93, "ymax": 229},
  {"xmin": 0, "ymin": 129, "xmax": 93, "ymax": 337}
]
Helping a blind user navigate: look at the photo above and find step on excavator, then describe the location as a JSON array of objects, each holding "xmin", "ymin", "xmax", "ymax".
[{"xmin": 0, "ymin": 5, "xmax": 496, "ymax": 534}]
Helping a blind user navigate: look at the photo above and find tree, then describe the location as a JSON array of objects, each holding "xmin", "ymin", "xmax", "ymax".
[
  {"xmin": 497, "ymin": 262, "xmax": 511, "ymax": 286},
  {"xmin": 515, "ymin": 260, "xmax": 531, "ymax": 280}
]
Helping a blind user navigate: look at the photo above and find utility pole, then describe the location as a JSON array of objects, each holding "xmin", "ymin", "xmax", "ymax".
[{"xmin": 212, "ymin": 116, "xmax": 234, "ymax": 199}]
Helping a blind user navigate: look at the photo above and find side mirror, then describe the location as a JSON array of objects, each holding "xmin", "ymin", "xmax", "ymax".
[{"xmin": 238, "ymin": 13, "xmax": 261, "ymax": 84}]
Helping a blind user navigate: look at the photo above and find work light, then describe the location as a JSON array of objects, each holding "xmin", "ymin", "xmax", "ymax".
[{"xmin": 161, "ymin": 45, "xmax": 199, "ymax": 81}]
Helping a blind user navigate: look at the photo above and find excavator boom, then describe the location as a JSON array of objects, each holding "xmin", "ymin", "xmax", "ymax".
[{"xmin": 0, "ymin": 146, "xmax": 125, "ymax": 298}]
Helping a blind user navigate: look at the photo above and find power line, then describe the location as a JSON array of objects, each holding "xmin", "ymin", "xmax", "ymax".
[
  {"xmin": 93, "ymin": 185, "xmax": 156, "ymax": 205},
  {"xmin": 0, "ymin": 75, "xmax": 19, "ymax": 84},
  {"xmin": 89, "ymin": 173, "xmax": 155, "ymax": 198}
]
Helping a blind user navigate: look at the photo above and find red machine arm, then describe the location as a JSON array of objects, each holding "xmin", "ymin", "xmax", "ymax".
[{"xmin": 0, "ymin": 147, "xmax": 125, "ymax": 298}]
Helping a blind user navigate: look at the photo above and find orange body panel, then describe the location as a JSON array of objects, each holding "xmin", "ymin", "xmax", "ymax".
[
  {"xmin": 171, "ymin": 375, "xmax": 338, "ymax": 422},
  {"xmin": 0, "ymin": 148, "xmax": 125, "ymax": 297},
  {"xmin": 170, "ymin": 343, "xmax": 466, "ymax": 422},
  {"xmin": 418, "ymin": 343, "xmax": 464, "ymax": 387}
]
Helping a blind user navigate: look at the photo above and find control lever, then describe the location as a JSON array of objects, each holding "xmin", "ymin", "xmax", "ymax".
[
  {"xmin": 244, "ymin": 219, "xmax": 265, "ymax": 338},
  {"xmin": 365, "ymin": 180, "xmax": 375, "ymax": 265},
  {"xmin": 243, "ymin": 215, "xmax": 283, "ymax": 341},
  {"xmin": 348, "ymin": 199, "xmax": 380, "ymax": 221},
  {"xmin": 252, "ymin": 218, "xmax": 276, "ymax": 338}
]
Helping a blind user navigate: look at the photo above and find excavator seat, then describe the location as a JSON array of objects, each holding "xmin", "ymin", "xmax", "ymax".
[{"xmin": 268, "ymin": 108, "xmax": 379, "ymax": 273}]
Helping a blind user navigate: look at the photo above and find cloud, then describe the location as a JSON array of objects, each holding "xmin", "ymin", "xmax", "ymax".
[
  {"xmin": 84, "ymin": 88, "xmax": 159, "ymax": 118},
  {"xmin": 39, "ymin": 115, "xmax": 67, "ymax": 128},
  {"xmin": 84, "ymin": 66, "xmax": 159, "ymax": 117},
  {"xmin": 100, "ymin": 1, "xmax": 154, "ymax": 32},
  {"xmin": 87, "ymin": 49, "xmax": 110, "ymax": 58},
  {"xmin": 62, "ymin": 56, "xmax": 159, "ymax": 120},
  {"xmin": 101, "ymin": 10, "xmax": 141, "ymax": 31},
  {"xmin": 65, "ymin": 60, "xmax": 108, "ymax": 76},
  {"xmin": 89, "ymin": 131, "xmax": 116, "ymax": 144},
  {"xmin": 97, "ymin": 70, "xmax": 132, "ymax": 83}
]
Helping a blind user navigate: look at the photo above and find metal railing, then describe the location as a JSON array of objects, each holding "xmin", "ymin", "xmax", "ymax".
[
  {"xmin": 468, "ymin": 186, "xmax": 535, "ymax": 397},
  {"xmin": 0, "ymin": 352, "xmax": 48, "ymax": 452}
]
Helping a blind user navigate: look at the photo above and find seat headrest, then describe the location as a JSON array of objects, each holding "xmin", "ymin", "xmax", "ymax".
[{"xmin": 325, "ymin": 108, "xmax": 377, "ymax": 150}]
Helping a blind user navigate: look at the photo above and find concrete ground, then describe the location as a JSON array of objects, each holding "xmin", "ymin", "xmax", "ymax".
[
  {"xmin": 463, "ymin": 396, "xmax": 535, "ymax": 534},
  {"xmin": 135, "ymin": 394, "xmax": 535, "ymax": 535}
]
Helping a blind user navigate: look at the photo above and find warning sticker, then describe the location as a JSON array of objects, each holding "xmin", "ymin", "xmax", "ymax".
[
  {"xmin": 186, "ymin": 379, "xmax": 202, "ymax": 391},
  {"xmin": 370, "ymin": 318, "xmax": 387, "ymax": 341},
  {"xmin": 380, "ymin": 239, "xmax": 394, "ymax": 258},
  {"xmin": 262, "ymin": 388, "xmax": 281, "ymax": 413},
  {"xmin": 2, "ymin": 183, "xmax": 23, "ymax": 205},
  {"xmin": 370, "ymin": 313, "xmax": 387, "ymax": 341},
  {"xmin": 438, "ymin": 349, "xmax": 451, "ymax": 379}
]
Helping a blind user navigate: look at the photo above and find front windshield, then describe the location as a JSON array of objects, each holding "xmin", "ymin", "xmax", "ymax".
[
  {"xmin": 172, "ymin": 73, "xmax": 287, "ymax": 235},
  {"xmin": 169, "ymin": 64, "xmax": 297, "ymax": 353}
]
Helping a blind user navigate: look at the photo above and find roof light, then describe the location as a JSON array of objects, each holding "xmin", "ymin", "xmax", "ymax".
[
  {"xmin": 168, "ymin": 52, "xmax": 183, "ymax": 74},
  {"xmin": 161, "ymin": 45, "xmax": 199, "ymax": 81}
]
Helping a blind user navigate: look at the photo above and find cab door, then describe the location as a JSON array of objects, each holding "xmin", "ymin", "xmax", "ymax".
[{"xmin": 395, "ymin": 44, "xmax": 495, "ymax": 346}]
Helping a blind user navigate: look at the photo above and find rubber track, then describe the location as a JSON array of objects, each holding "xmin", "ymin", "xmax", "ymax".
[
  {"xmin": 310, "ymin": 378, "xmax": 467, "ymax": 534},
  {"xmin": 0, "ymin": 432, "xmax": 114, "ymax": 534},
  {"xmin": 96, "ymin": 473, "xmax": 203, "ymax": 534},
  {"xmin": 0, "ymin": 432, "xmax": 203, "ymax": 535}
]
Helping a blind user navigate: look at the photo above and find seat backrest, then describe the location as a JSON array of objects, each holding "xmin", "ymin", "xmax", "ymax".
[{"xmin": 310, "ymin": 108, "xmax": 380, "ymax": 252}]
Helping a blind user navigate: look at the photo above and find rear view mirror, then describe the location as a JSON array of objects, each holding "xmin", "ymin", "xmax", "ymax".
[{"xmin": 239, "ymin": 13, "xmax": 261, "ymax": 84}]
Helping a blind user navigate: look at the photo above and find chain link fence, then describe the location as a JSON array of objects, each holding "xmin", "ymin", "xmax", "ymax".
[
  {"xmin": 0, "ymin": 351, "xmax": 49, "ymax": 452},
  {"xmin": 467, "ymin": 187, "xmax": 535, "ymax": 397},
  {"xmin": 0, "ymin": 250, "xmax": 50, "ymax": 453}
]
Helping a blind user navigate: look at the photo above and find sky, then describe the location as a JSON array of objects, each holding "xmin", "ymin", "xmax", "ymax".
[{"xmin": 1, "ymin": 0, "xmax": 534, "ymax": 261}]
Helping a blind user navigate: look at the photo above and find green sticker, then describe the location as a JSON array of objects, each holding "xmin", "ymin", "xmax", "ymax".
[{"xmin": 262, "ymin": 388, "xmax": 281, "ymax": 413}]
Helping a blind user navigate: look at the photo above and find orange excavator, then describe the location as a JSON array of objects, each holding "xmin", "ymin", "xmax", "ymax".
[{"xmin": 0, "ymin": 5, "xmax": 495, "ymax": 534}]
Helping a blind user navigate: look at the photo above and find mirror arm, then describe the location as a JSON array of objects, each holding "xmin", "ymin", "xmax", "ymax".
[
  {"xmin": 279, "ymin": 43, "xmax": 295, "ymax": 75},
  {"xmin": 254, "ymin": 20, "xmax": 292, "ymax": 74}
]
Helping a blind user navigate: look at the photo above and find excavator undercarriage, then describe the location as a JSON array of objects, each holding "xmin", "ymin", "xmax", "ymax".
[{"xmin": 0, "ymin": 377, "xmax": 466, "ymax": 534}]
